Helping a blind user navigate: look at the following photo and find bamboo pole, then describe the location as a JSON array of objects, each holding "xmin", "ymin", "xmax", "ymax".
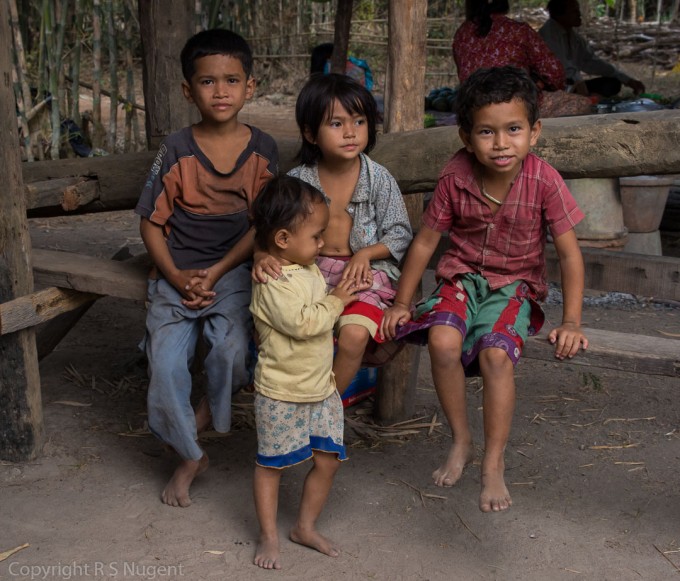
[
  {"xmin": 38, "ymin": 0, "xmax": 47, "ymax": 101},
  {"xmin": 122, "ymin": 0, "xmax": 140, "ymax": 152},
  {"xmin": 11, "ymin": 62, "xmax": 33, "ymax": 163},
  {"xmin": 92, "ymin": 0, "xmax": 104, "ymax": 150},
  {"xmin": 671, "ymin": 0, "xmax": 680, "ymax": 23},
  {"xmin": 44, "ymin": 0, "xmax": 62, "ymax": 160},
  {"xmin": 106, "ymin": 0, "xmax": 119, "ymax": 152},
  {"xmin": 194, "ymin": 0, "xmax": 202, "ymax": 32},
  {"xmin": 69, "ymin": 0, "xmax": 84, "ymax": 126},
  {"xmin": 8, "ymin": 0, "xmax": 34, "ymax": 161},
  {"xmin": 34, "ymin": 0, "xmax": 48, "ymax": 161},
  {"xmin": 208, "ymin": 0, "xmax": 221, "ymax": 29},
  {"xmin": 55, "ymin": 0, "xmax": 68, "ymax": 156}
]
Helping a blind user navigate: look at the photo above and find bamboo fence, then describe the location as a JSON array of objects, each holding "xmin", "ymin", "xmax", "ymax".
[{"xmin": 7, "ymin": 0, "xmax": 679, "ymax": 162}]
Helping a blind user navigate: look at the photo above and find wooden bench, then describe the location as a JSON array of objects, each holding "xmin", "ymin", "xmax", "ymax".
[
  {"xmin": 6, "ymin": 111, "xmax": 680, "ymax": 425},
  {"xmin": 0, "ymin": 246, "xmax": 676, "ymax": 425}
]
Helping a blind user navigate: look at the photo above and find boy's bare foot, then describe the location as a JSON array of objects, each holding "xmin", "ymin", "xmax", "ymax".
[
  {"xmin": 254, "ymin": 533, "xmax": 282, "ymax": 570},
  {"xmin": 432, "ymin": 441, "xmax": 474, "ymax": 487},
  {"xmin": 479, "ymin": 460, "xmax": 512, "ymax": 512},
  {"xmin": 161, "ymin": 454, "xmax": 209, "ymax": 507},
  {"xmin": 289, "ymin": 526, "xmax": 339, "ymax": 558}
]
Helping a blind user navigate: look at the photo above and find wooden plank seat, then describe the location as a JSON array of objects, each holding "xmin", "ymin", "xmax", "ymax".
[{"xmin": 0, "ymin": 247, "xmax": 676, "ymax": 425}]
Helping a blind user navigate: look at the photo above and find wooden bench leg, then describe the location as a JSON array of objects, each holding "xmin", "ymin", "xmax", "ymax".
[{"xmin": 375, "ymin": 343, "xmax": 420, "ymax": 424}]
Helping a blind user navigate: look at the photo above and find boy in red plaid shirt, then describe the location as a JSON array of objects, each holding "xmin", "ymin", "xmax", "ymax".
[{"xmin": 382, "ymin": 66, "xmax": 588, "ymax": 513}]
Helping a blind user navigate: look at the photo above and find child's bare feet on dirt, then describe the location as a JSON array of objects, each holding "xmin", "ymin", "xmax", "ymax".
[
  {"xmin": 479, "ymin": 459, "xmax": 512, "ymax": 512},
  {"xmin": 161, "ymin": 454, "xmax": 209, "ymax": 507},
  {"xmin": 254, "ymin": 533, "xmax": 281, "ymax": 569},
  {"xmin": 289, "ymin": 526, "xmax": 339, "ymax": 557},
  {"xmin": 432, "ymin": 440, "xmax": 474, "ymax": 487}
]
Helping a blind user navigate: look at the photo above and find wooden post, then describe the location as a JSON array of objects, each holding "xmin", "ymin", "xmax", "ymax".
[
  {"xmin": 138, "ymin": 0, "xmax": 198, "ymax": 150},
  {"xmin": 0, "ymin": 2, "xmax": 43, "ymax": 461},
  {"xmin": 383, "ymin": 0, "xmax": 427, "ymax": 134},
  {"xmin": 375, "ymin": 0, "xmax": 428, "ymax": 424}
]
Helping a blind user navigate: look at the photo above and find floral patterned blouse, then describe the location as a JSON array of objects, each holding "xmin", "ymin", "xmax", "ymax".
[{"xmin": 453, "ymin": 14, "xmax": 566, "ymax": 91}]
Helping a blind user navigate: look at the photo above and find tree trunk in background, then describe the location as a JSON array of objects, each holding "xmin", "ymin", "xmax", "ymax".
[
  {"xmin": 0, "ymin": 1, "xmax": 43, "ymax": 461},
  {"xmin": 331, "ymin": 0, "xmax": 353, "ymax": 74},
  {"xmin": 138, "ymin": 0, "xmax": 198, "ymax": 150}
]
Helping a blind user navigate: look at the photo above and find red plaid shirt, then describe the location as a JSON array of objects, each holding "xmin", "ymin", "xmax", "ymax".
[
  {"xmin": 424, "ymin": 150, "xmax": 584, "ymax": 300},
  {"xmin": 453, "ymin": 14, "xmax": 566, "ymax": 91}
]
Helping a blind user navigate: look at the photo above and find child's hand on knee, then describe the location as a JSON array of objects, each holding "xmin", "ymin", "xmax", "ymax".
[
  {"xmin": 548, "ymin": 322, "xmax": 588, "ymax": 360},
  {"xmin": 380, "ymin": 302, "xmax": 411, "ymax": 341}
]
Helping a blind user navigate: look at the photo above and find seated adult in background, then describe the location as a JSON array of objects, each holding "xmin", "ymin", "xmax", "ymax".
[
  {"xmin": 539, "ymin": 0, "xmax": 645, "ymax": 98},
  {"xmin": 453, "ymin": 0, "xmax": 591, "ymax": 117},
  {"xmin": 309, "ymin": 42, "xmax": 374, "ymax": 91}
]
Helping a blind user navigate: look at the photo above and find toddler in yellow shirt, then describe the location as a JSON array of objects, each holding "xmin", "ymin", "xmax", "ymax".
[{"xmin": 249, "ymin": 175, "xmax": 358, "ymax": 570}]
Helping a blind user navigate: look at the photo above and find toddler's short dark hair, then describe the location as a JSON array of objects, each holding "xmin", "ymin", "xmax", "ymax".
[
  {"xmin": 295, "ymin": 73, "xmax": 378, "ymax": 165},
  {"xmin": 252, "ymin": 176, "xmax": 327, "ymax": 250},
  {"xmin": 455, "ymin": 66, "xmax": 540, "ymax": 134},
  {"xmin": 180, "ymin": 29, "xmax": 253, "ymax": 82}
]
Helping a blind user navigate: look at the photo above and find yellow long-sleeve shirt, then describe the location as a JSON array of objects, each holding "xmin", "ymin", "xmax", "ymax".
[{"xmin": 249, "ymin": 263, "xmax": 344, "ymax": 403}]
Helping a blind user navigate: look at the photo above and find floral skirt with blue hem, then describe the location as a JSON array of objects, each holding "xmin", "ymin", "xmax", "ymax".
[
  {"xmin": 254, "ymin": 390, "xmax": 347, "ymax": 469},
  {"xmin": 394, "ymin": 274, "xmax": 545, "ymax": 376}
]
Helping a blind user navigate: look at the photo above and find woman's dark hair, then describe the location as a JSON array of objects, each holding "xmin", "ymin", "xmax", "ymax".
[
  {"xmin": 251, "ymin": 175, "xmax": 327, "ymax": 250},
  {"xmin": 295, "ymin": 73, "xmax": 378, "ymax": 165},
  {"xmin": 546, "ymin": 0, "xmax": 570, "ymax": 18},
  {"xmin": 310, "ymin": 42, "xmax": 334, "ymax": 75},
  {"xmin": 455, "ymin": 66, "xmax": 540, "ymax": 134},
  {"xmin": 465, "ymin": 0, "xmax": 510, "ymax": 36}
]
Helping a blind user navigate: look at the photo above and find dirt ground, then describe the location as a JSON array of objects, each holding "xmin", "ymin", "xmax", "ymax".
[
  {"xmin": 3, "ymin": 91, "xmax": 680, "ymax": 580},
  {"xmin": 0, "ymin": 204, "xmax": 676, "ymax": 581}
]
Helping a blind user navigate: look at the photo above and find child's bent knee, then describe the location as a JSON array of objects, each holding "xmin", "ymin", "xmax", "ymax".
[
  {"xmin": 428, "ymin": 327, "xmax": 463, "ymax": 362},
  {"xmin": 337, "ymin": 326, "xmax": 370, "ymax": 356},
  {"xmin": 479, "ymin": 347, "xmax": 513, "ymax": 374},
  {"xmin": 338, "ymin": 324, "xmax": 370, "ymax": 344}
]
